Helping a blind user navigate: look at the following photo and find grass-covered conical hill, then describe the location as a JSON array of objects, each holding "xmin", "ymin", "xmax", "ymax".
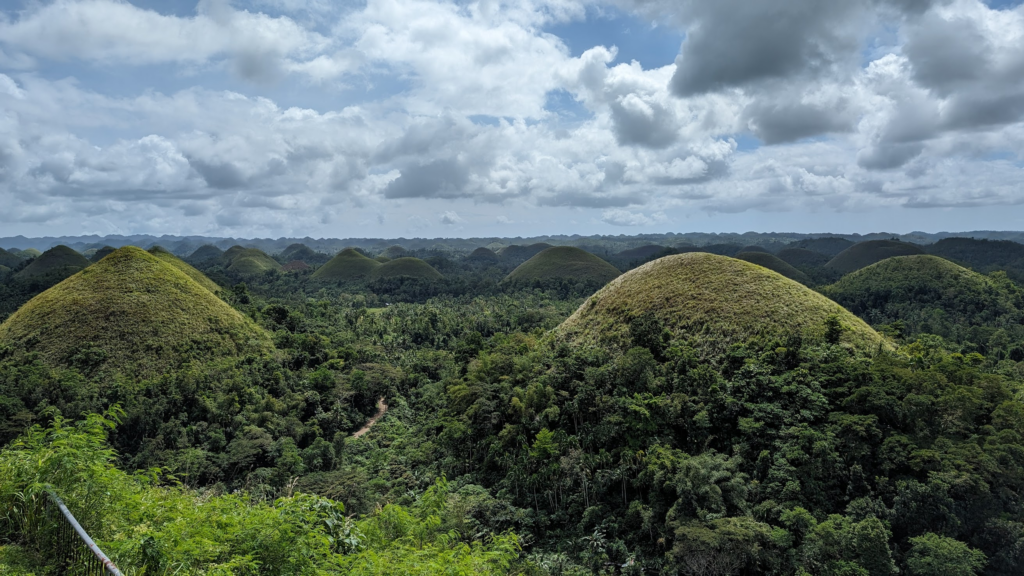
[
  {"xmin": 147, "ymin": 246, "xmax": 221, "ymax": 293},
  {"xmin": 0, "ymin": 248, "xmax": 23, "ymax": 269},
  {"xmin": 467, "ymin": 247, "xmax": 500, "ymax": 262},
  {"xmin": 224, "ymin": 246, "xmax": 281, "ymax": 275},
  {"xmin": 735, "ymin": 251, "xmax": 811, "ymax": 284},
  {"xmin": 380, "ymin": 245, "xmax": 410, "ymax": 259},
  {"xmin": 825, "ymin": 240, "xmax": 924, "ymax": 275},
  {"xmin": 188, "ymin": 244, "xmax": 224, "ymax": 263},
  {"xmin": 776, "ymin": 247, "xmax": 830, "ymax": 268},
  {"xmin": 14, "ymin": 245, "xmax": 90, "ymax": 280},
  {"xmin": 498, "ymin": 243, "xmax": 553, "ymax": 263},
  {"xmin": 557, "ymin": 252, "xmax": 885, "ymax": 356},
  {"xmin": 90, "ymin": 246, "xmax": 116, "ymax": 262},
  {"xmin": 504, "ymin": 246, "xmax": 621, "ymax": 285},
  {"xmin": 311, "ymin": 248, "xmax": 381, "ymax": 282},
  {"xmin": 280, "ymin": 243, "xmax": 317, "ymax": 262},
  {"xmin": 822, "ymin": 255, "xmax": 1019, "ymax": 334},
  {"xmin": 370, "ymin": 257, "xmax": 443, "ymax": 280},
  {"xmin": 0, "ymin": 247, "xmax": 272, "ymax": 378}
]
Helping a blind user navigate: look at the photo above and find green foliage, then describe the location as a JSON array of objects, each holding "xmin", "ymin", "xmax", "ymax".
[
  {"xmin": 504, "ymin": 247, "xmax": 621, "ymax": 286},
  {"xmin": 907, "ymin": 534, "xmax": 986, "ymax": 576},
  {"xmin": 826, "ymin": 240, "xmax": 926, "ymax": 275}
]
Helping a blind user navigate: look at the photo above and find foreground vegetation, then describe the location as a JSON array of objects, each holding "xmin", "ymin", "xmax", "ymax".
[{"xmin": 1, "ymin": 237, "xmax": 1023, "ymax": 574}]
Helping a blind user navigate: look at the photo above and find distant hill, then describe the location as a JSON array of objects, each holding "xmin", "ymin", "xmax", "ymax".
[
  {"xmin": 925, "ymin": 237, "xmax": 1024, "ymax": 280},
  {"xmin": 823, "ymin": 255, "xmax": 1022, "ymax": 340},
  {"xmin": 148, "ymin": 246, "xmax": 221, "ymax": 293},
  {"xmin": 735, "ymin": 252, "xmax": 811, "ymax": 284},
  {"xmin": 498, "ymin": 243, "xmax": 553, "ymax": 263},
  {"xmin": 14, "ymin": 246, "xmax": 89, "ymax": 280},
  {"xmin": 504, "ymin": 246, "xmax": 621, "ymax": 285},
  {"xmin": 13, "ymin": 248, "xmax": 41, "ymax": 258},
  {"xmin": 825, "ymin": 240, "xmax": 925, "ymax": 275},
  {"xmin": 311, "ymin": 248, "xmax": 381, "ymax": 282},
  {"xmin": 466, "ymin": 247, "xmax": 500, "ymax": 263},
  {"xmin": 677, "ymin": 243, "xmax": 745, "ymax": 257},
  {"xmin": 557, "ymin": 252, "xmax": 884, "ymax": 356},
  {"xmin": 0, "ymin": 247, "xmax": 272, "ymax": 378},
  {"xmin": 380, "ymin": 245, "xmax": 410, "ymax": 259},
  {"xmin": 374, "ymin": 256, "xmax": 391, "ymax": 263},
  {"xmin": 370, "ymin": 257, "xmax": 443, "ymax": 280},
  {"xmin": 776, "ymin": 247, "xmax": 830, "ymax": 269},
  {"xmin": 790, "ymin": 237, "xmax": 856, "ymax": 257},
  {"xmin": 738, "ymin": 245, "xmax": 770, "ymax": 254},
  {"xmin": 223, "ymin": 246, "xmax": 281, "ymax": 275},
  {"xmin": 0, "ymin": 248, "xmax": 22, "ymax": 269},
  {"xmin": 90, "ymin": 246, "xmax": 116, "ymax": 262},
  {"xmin": 280, "ymin": 243, "xmax": 319, "ymax": 262},
  {"xmin": 282, "ymin": 260, "xmax": 310, "ymax": 272},
  {"xmin": 188, "ymin": 245, "xmax": 225, "ymax": 263}
]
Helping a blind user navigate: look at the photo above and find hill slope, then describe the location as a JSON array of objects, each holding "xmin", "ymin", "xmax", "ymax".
[
  {"xmin": 498, "ymin": 243, "xmax": 554, "ymax": 263},
  {"xmin": 90, "ymin": 246, "xmax": 116, "ymax": 262},
  {"xmin": 147, "ymin": 246, "xmax": 221, "ymax": 293},
  {"xmin": 822, "ymin": 255, "xmax": 1021, "ymax": 337},
  {"xmin": 0, "ymin": 247, "xmax": 272, "ymax": 377},
  {"xmin": 224, "ymin": 247, "xmax": 281, "ymax": 275},
  {"xmin": 0, "ymin": 249, "xmax": 22, "ymax": 269},
  {"xmin": 188, "ymin": 245, "xmax": 224, "ymax": 263},
  {"xmin": 790, "ymin": 237, "xmax": 856, "ymax": 257},
  {"xmin": 466, "ymin": 247, "xmax": 500, "ymax": 263},
  {"xmin": 735, "ymin": 251, "xmax": 811, "ymax": 284},
  {"xmin": 776, "ymin": 247, "xmax": 830, "ymax": 268},
  {"xmin": 505, "ymin": 246, "xmax": 621, "ymax": 285},
  {"xmin": 14, "ymin": 246, "xmax": 90, "ymax": 280},
  {"xmin": 558, "ymin": 252, "xmax": 884, "ymax": 355},
  {"xmin": 825, "ymin": 240, "xmax": 925, "ymax": 274},
  {"xmin": 370, "ymin": 257, "xmax": 443, "ymax": 280},
  {"xmin": 311, "ymin": 248, "xmax": 381, "ymax": 282}
]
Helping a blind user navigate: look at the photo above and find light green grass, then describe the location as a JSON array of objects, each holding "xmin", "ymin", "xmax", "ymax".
[
  {"xmin": 0, "ymin": 247, "xmax": 272, "ymax": 378},
  {"xmin": 825, "ymin": 240, "xmax": 925, "ymax": 275},
  {"xmin": 147, "ymin": 246, "xmax": 222, "ymax": 293},
  {"xmin": 558, "ymin": 252, "xmax": 885, "ymax": 356},
  {"xmin": 188, "ymin": 244, "xmax": 224, "ymax": 262},
  {"xmin": 370, "ymin": 257, "xmax": 443, "ymax": 280},
  {"xmin": 312, "ymin": 248, "xmax": 381, "ymax": 282},
  {"xmin": 504, "ymin": 246, "xmax": 620, "ymax": 285},
  {"xmin": 224, "ymin": 247, "xmax": 281, "ymax": 275}
]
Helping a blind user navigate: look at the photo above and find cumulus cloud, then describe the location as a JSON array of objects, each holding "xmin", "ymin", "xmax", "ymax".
[{"xmin": 1, "ymin": 0, "xmax": 1024, "ymax": 237}]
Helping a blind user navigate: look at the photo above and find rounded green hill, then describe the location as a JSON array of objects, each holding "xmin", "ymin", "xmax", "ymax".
[
  {"xmin": 735, "ymin": 251, "xmax": 811, "ymax": 284},
  {"xmin": 822, "ymin": 255, "xmax": 1015, "ymax": 330},
  {"xmin": 311, "ymin": 248, "xmax": 381, "ymax": 282},
  {"xmin": 777, "ymin": 247, "xmax": 830, "ymax": 268},
  {"xmin": 188, "ymin": 245, "xmax": 224, "ymax": 263},
  {"xmin": 370, "ymin": 257, "xmax": 442, "ymax": 280},
  {"xmin": 380, "ymin": 245, "xmax": 410, "ymax": 259},
  {"xmin": 0, "ymin": 248, "xmax": 23, "ymax": 269},
  {"xmin": 17, "ymin": 248, "xmax": 42, "ymax": 258},
  {"xmin": 14, "ymin": 246, "xmax": 90, "ymax": 280},
  {"xmin": 504, "ymin": 246, "xmax": 620, "ymax": 285},
  {"xmin": 148, "ymin": 246, "xmax": 221, "ymax": 293},
  {"xmin": 557, "ymin": 252, "xmax": 885, "ymax": 356},
  {"xmin": 280, "ymin": 243, "xmax": 318, "ymax": 262},
  {"xmin": 498, "ymin": 243, "xmax": 554, "ymax": 263},
  {"xmin": 224, "ymin": 246, "xmax": 281, "ymax": 275},
  {"xmin": 826, "ymin": 240, "xmax": 925, "ymax": 275},
  {"xmin": 467, "ymin": 247, "xmax": 499, "ymax": 262},
  {"xmin": 0, "ymin": 247, "xmax": 272, "ymax": 378},
  {"xmin": 90, "ymin": 246, "xmax": 116, "ymax": 262}
]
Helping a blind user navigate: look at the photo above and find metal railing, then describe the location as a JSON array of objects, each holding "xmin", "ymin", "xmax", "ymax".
[{"xmin": 41, "ymin": 489, "xmax": 123, "ymax": 576}]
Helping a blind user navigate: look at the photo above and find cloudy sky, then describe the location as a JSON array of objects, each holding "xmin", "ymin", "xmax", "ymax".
[{"xmin": 1, "ymin": 0, "xmax": 1023, "ymax": 238}]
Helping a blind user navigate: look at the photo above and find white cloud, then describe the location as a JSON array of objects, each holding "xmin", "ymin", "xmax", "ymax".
[{"xmin": 439, "ymin": 210, "xmax": 464, "ymax": 225}]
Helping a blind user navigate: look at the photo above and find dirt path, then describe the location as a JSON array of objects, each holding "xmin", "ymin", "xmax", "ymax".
[{"xmin": 352, "ymin": 397, "xmax": 387, "ymax": 438}]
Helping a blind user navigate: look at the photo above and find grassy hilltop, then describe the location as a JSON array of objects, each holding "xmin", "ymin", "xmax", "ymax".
[
  {"xmin": 505, "ymin": 246, "xmax": 620, "ymax": 285},
  {"xmin": 826, "ymin": 239, "xmax": 925, "ymax": 274},
  {"xmin": 312, "ymin": 248, "xmax": 381, "ymax": 282},
  {"xmin": 14, "ymin": 245, "xmax": 89, "ymax": 280},
  {"xmin": 370, "ymin": 257, "xmax": 443, "ymax": 280},
  {"xmin": 735, "ymin": 251, "xmax": 811, "ymax": 284},
  {"xmin": 0, "ymin": 246, "xmax": 271, "ymax": 377},
  {"xmin": 559, "ymin": 252, "xmax": 884, "ymax": 355}
]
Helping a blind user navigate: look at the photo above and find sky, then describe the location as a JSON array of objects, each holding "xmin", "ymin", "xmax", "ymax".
[{"xmin": 2, "ymin": 0, "xmax": 1024, "ymax": 239}]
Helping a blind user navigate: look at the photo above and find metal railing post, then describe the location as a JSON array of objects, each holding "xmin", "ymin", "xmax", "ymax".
[{"xmin": 42, "ymin": 488, "xmax": 124, "ymax": 576}]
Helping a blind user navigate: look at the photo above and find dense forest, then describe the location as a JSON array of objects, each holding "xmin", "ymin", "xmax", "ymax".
[{"xmin": 1, "ymin": 235, "xmax": 1023, "ymax": 575}]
